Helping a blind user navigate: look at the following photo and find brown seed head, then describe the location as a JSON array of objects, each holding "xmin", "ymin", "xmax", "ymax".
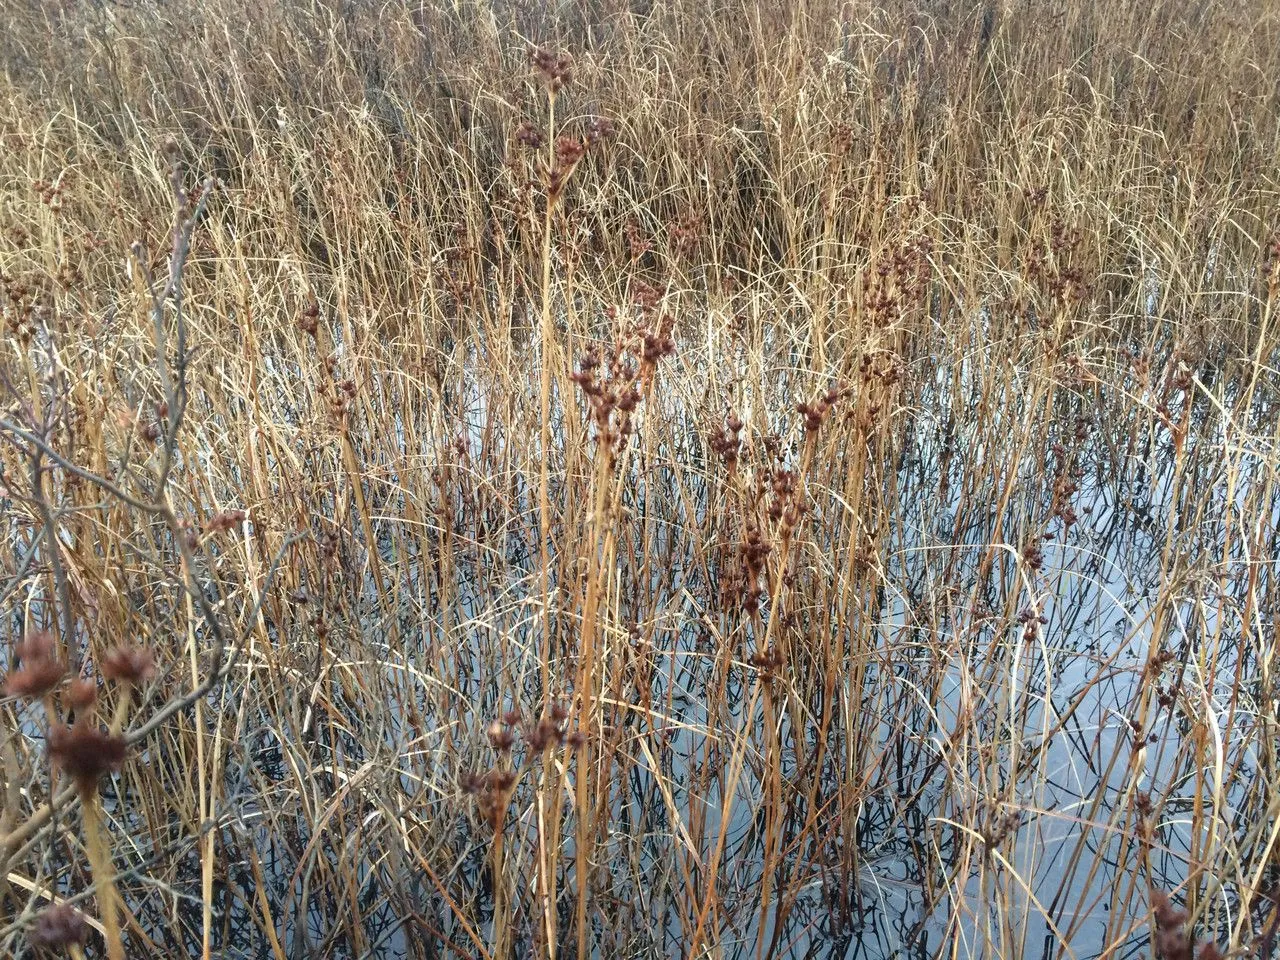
[
  {"xmin": 29, "ymin": 903, "xmax": 89, "ymax": 951},
  {"xmin": 4, "ymin": 657, "xmax": 66, "ymax": 699},
  {"xmin": 206, "ymin": 508, "xmax": 247, "ymax": 534},
  {"xmin": 3, "ymin": 631, "xmax": 66, "ymax": 699},
  {"xmin": 48, "ymin": 722, "xmax": 127, "ymax": 790},
  {"xmin": 15, "ymin": 630, "xmax": 56, "ymax": 661},
  {"xmin": 514, "ymin": 120, "xmax": 544, "ymax": 150},
  {"xmin": 100, "ymin": 645, "xmax": 156, "ymax": 685},
  {"xmin": 1154, "ymin": 927, "xmax": 1193, "ymax": 960},
  {"xmin": 487, "ymin": 720, "xmax": 515, "ymax": 752},
  {"xmin": 586, "ymin": 116, "xmax": 616, "ymax": 146},
  {"xmin": 530, "ymin": 47, "xmax": 573, "ymax": 92},
  {"xmin": 64, "ymin": 678, "xmax": 98, "ymax": 712},
  {"xmin": 555, "ymin": 136, "xmax": 586, "ymax": 169},
  {"xmin": 1151, "ymin": 890, "xmax": 1192, "ymax": 960},
  {"xmin": 525, "ymin": 714, "xmax": 565, "ymax": 752}
]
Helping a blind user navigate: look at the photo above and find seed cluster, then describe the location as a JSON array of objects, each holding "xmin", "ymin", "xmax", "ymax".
[
  {"xmin": 462, "ymin": 702, "xmax": 583, "ymax": 830},
  {"xmin": 1151, "ymin": 891, "xmax": 1225, "ymax": 960},
  {"xmin": 2, "ymin": 631, "xmax": 65, "ymax": 699},
  {"xmin": 571, "ymin": 286, "xmax": 675, "ymax": 455},
  {"xmin": 529, "ymin": 46, "xmax": 574, "ymax": 93}
]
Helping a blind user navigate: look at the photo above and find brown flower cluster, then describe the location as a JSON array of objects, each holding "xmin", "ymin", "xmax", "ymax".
[
  {"xmin": 490, "ymin": 702, "xmax": 583, "ymax": 755},
  {"xmin": 318, "ymin": 352, "xmax": 359, "ymax": 421},
  {"xmin": 530, "ymin": 46, "xmax": 573, "ymax": 93},
  {"xmin": 748, "ymin": 645, "xmax": 784, "ymax": 683},
  {"xmin": 547, "ymin": 136, "xmax": 588, "ymax": 197},
  {"xmin": 298, "ymin": 299, "xmax": 319, "ymax": 337},
  {"xmin": 624, "ymin": 220, "xmax": 652, "ymax": 260},
  {"xmin": 29, "ymin": 903, "xmax": 89, "ymax": 952},
  {"xmin": 205, "ymin": 508, "xmax": 247, "ymax": 535},
  {"xmin": 862, "ymin": 233, "xmax": 935, "ymax": 326},
  {"xmin": 521, "ymin": 705, "xmax": 560, "ymax": 752},
  {"xmin": 1022, "ymin": 217, "xmax": 1090, "ymax": 305},
  {"xmin": 585, "ymin": 116, "xmax": 616, "ymax": 146},
  {"xmin": 64, "ymin": 678, "xmax": 98, "ymax": 712},
  {"xmin": 796, "ymin": 382, "xmax": 846, "ymax": 433},
  {"xmin": 735, "ymin": 525, "xmax": 772, "ymax": 616},
  {"xmin": 1151, "ymin": 891, "xmax": 1225, "ymax": 960},
  {"xmin": 709, "ymin": 414, "xmax": 745, "ymax": 469},
  {"xmin": 668, "ymin": 213, "xmax": 703, "ymax": 256},
  {"xmin": 571, "ymin": 289, "xmax": 674, "ymax": 457},
  {"xmin": 1261, "ymin": 231, "xmax": 1280, "ymax": 294},
  {"xmin": 514, "ymin": 119, "xmax": 543, "ymax": 150},
  {"xmin": 101, "ymin": 645, "xmax": 156, "ymax": 685},
  {"xmin": 571, "ymin": 346, "xmax": 639, "ymax": 452},
  {"xmin": 464, "ymin": 702, "xmax": 588, "ymax": 830},
  {"xmin": 461, "ymin": 767, "xmax": 517, "ymax": 830},
  {"xmin": 767, "ymin": 467, "xmax": 800, "ymax": 527},
  {"xmin": 48, "ymin": 721, "xmax": 128, "ymax": 791},
  {"xmin": 3, "ymin": 631, "xmax": 66, "ymax": 699}
]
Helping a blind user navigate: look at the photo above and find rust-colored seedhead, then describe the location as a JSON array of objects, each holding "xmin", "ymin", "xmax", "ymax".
[
  {"xmin": 1150, "ymin": 890, "xmax": 1193, "ymax": 960},
  {"xmin": 100, "ymin": 645, "xmax": 156, "ymax": 686},
  {"xmin": 487, "ymin": 720, "xmax": 516, "ymax": 753},
  {"xmin": 514, "ymin": 119, "xmax": 544, "ymax": 150},
  {"xmin": 586, "ymin": 116, "xmax": 615, "ymax": 146},
  {"xmin": 554, "ymin": 135, "xmax": 586, "ymax": 168},
  {"xmin": 748, "ymin": 646, "xmax": 785, "ymax": 683},
  {"xmin": 3, "ymin": 631, "xmax": 66, "ymax": 699},
  {"xmin": 525, "ymin": 710, "xmax": 566, "ymax": 752},
  {"xmin": 529, "ymin": 47, "xmax": 574, "ymax": 93},
  {"xmin": 299, "ymin": 299, "xmax": 319, "ymax": 336},
  {"xmin": 64, "ymin": 678, "xmax": 99, "ymax": 713},
  {"xmin": 48, "ymin": 722, "xmax": 128, "ymax": 792},
  {"xmin": 206, "ymin": 508, "xmax": 247, "ymax": 534},
  {"xmin": 29, "ymin": 903, "xmax": 89, "ymax": 952}
]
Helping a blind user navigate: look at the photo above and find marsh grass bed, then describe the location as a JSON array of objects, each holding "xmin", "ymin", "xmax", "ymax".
[{"xmin": 3, "ymin": 1, "xmax": 1280, "ymax": 958}]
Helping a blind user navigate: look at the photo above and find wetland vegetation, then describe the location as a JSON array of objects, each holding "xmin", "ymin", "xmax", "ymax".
[{"xmin": 3, "ymin": 1, "xmax": 1280, "ymax": 957}]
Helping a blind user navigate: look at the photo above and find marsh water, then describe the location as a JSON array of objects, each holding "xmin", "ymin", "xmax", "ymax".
[{"xmin": 181, "ymin": 329, "xmax": 1280, "ymax": 960}]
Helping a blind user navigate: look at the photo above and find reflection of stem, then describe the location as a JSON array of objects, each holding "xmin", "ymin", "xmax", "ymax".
[
  {"xmin": 575, "ymin": 503, "xmax": 599, "ymax": 960},
  {"xmin": 81, "ymin": 788, "xmax": 123, "ymax": 960},
  {"xmin": 538, "ymin": 744, "xmax": 565, "ymax": 960}
]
